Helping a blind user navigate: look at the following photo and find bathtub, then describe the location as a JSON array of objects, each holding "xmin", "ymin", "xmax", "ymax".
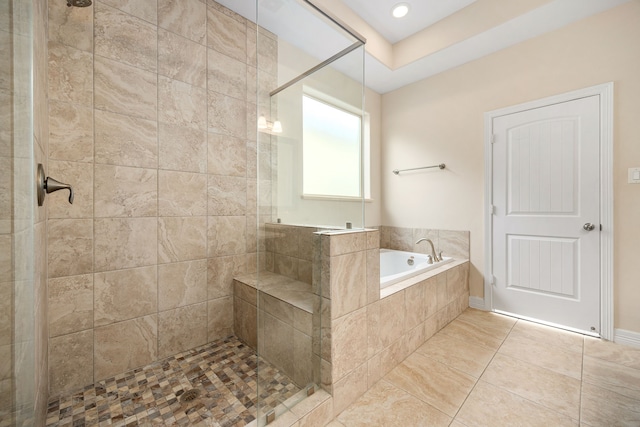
[{"xmin": 380, "ymin": 248, "xmax": 454, "ymax": 289}]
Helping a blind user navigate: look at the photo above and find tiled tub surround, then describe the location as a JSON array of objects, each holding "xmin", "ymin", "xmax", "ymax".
[
  {"xmin": 380, "ymin": 225, "xmax": 470, "ymax": 261},
  {"xmin": 233, "ymin": 226, "xmax": 469, "ymax": 425},
  {"xmin": 46, "ymin": 0, "xmax": 277, "ymax": 397}
]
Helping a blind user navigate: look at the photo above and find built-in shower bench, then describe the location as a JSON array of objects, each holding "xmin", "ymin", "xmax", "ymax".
[{"xmin": 233, "ymin": 272, "xmax": 316, "ymax": 387}]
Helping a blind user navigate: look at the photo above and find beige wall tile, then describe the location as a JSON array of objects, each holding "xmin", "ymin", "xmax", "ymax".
[
  {"xmin": 48, "ymin": 0, "xmax": 93, "ymax": 52},
  {"xmin": 100, "ymin": 0, "xmax": 157, "ymax": 24},
  {"xmin": 293, "ymin": 392, "xmax": 333, "ymax": 427},
  {"xmin": 159, "ymin": 123, "xmax": 207, "ymax": 173},
  {"xmin": 94, "ymin": 315, "xmax": 157, "ymax": 381},
  {"xmin": 293, "ymin": 329, "xmax": 313, "ymax": 386},
  {"xmin": 48, "ymin": 274, "xmax": 93, "ymax": 338},
  {"xmin": 424, "ymin": 276, "xmax": 439, "ymax": 319},
  {"xmin": 330, "ymin": 251, "xmax": 366, "ymax": 319},
  {"xmin": 207, "ymin": 92, "xmax": 246, "ymax": 138},
  {"xmin": 330, "ymin": 232, "xmax": 366, "ymax": 256},
  {"xmin": 260, "ymin": 292, "xmax": 294, "ymax": 325},
  {"xmin": 386, "ymin": 226, "xmax": 413, "ymax": 251},
  {"xmin": 207, "ymin": 216, "xmax": 246, "ymax": 257},
  {"xmin": 48, "ymin": 41, "xmax": 93, "ymax": 107},
  {"xmin": 94, "ymin": 266, "xmax": 158, "ymax": 327},
  {"xmin": 94, "ymin": 109, "xmax": 158, "ymax": 168},
  {"xmin": 158, "ymin": 302, "xmax": 207, "ymax": 358},
  {"xmin": 158, "ymin": 0, "xmax": 206, "ymax": 44},
  {"xmin": 273, "ymin": 254, "xmax": 297, "ymax": 280},
  {"xmin": 158, "ymin": 76, "xmax": 207, "ymax": 130},
  {"xmin": 158, "ymin": 259, "xmax": 207, "ymax": 311},
  {"xmin": 49, "ymin": 100, "xmax": 93, "ymax": 162},
  {"xmin": 208, "ymin": 175, "xmax": 247, "ymax": 216},
  {"xmin": 413, "ymin": 228, "xmax": 439, "ymax": 254},
  {"xmin": 49, "ymin": 330, "xmax": 93, "ymax": 396},
  {"xmin": 206, "ymin": 5, "xmax": 246, "ymax": 62},
  {"xmin": 332, "ymin": 362, "xmax": 368, "ymax": 418},
  {"xmin": 208, "ymin": 296, "xmax": 234, "ymax": 341},
  {"xmin": 439, "ymin": 230, "xmax": 470, "ymax": 260},
  {"xmin": 48, "ymin": 219, "xmax": 93, "ymax": 278},
  {"xmin": 246, "ymin": 23, "xmax": 257, "ymax": 68},
  {"xmin": 404, "ymin": 281, "xmax": 426, "ymax": 332},
  {"xmin": 158, "ymin": 216, "xmax": 207, "ymax": 263},
  {"xmin": 262, "ymin": 311, "xmax": 294, "ymax": 376},
  {"xmin": 332, "ymin": 307, "xmax": 367, "ymax": 382},
  {"xmin": 158, "ymin": 170, "xmax": 207, "ymax": 217},
  {"xmin": 234, "ymin": 296, "xmax": 257, "ymax": 348},
  {"xmin": 94, "ymin": 2, "xmax": 157, "ymax": 73},
  {"xmin": 208, "ymin": 255, "xmax": 247, "ymax": 299},
  {"xmin": 207, "ymin": 48, "xmax": 246, "ymax": 100},
  {"xmin": 234, "ymin": 280, "xmax": 257, "ymax": 304},
  {"xmin": 94, "ymin": 164, "xmax": 157, "ymax": 217},
  {"xmin": 94, "ymin": 55, "xmax": 157, "ymax": 121},
  {"xmin": 48, "ymin": 160, "xmax": 93, "ymax": 219},
  {"xmin": 257, "ymin": 32, "xmax": 277, "ymax": 76},
  {"xmin": 207, "ymin": 132, "xmax": 246, "ymax": 177},
  {"xmin": 94, "ymin": 218, "xmax": 157, "ymax": 271},
  {"xmin": 367, "ymin": 292, "xmax": 404, "ymax": 358}
]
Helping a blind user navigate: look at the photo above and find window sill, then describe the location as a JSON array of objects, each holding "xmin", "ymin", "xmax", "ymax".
[{"xmin": 301, "ymin": 194, "xmax": 374, "ymax": 203}]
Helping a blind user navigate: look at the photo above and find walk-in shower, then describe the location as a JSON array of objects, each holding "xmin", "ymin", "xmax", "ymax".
[{"xmin": 1, "ymin": 0, "xmax": 366, "ymax": 425}]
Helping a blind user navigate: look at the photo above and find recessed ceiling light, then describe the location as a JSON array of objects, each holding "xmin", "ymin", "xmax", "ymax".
[{"xmin": 392, "ymin": 2, "xmax": 410, "ymax": 18}]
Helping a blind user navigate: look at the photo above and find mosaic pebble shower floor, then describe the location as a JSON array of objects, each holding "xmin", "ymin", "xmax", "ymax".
[{"xmin": 45, "ymin": 336, "xmax": 301, "ymax": 427}]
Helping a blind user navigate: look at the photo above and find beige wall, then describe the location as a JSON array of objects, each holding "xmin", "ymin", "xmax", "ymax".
[
  {"xmin": 381, "ymin": 2, "xmax": 640, "ymax": 333},
  {"xmin": 46, "ymin": 0, "xmax": 267, "ymax": 396}
]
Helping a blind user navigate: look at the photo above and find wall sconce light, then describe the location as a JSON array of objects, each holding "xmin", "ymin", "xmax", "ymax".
[{"xmin": 258, "ymin": 115, "xmax": 283, "ymax": 133}]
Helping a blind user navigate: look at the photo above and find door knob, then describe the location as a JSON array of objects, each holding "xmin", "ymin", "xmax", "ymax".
[
  {"xmin": 583, "ymin": 223, "xmax": 596, "ymax": 231},
  {"xmin": 37, "ymin": 163, "xmax": 74, "ymax": 206}
]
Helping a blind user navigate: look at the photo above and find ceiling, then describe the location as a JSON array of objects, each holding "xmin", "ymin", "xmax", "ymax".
[
  {"xmin": 216, "ymin": 0, "xmax": 631, "ymax": 94},
  {"xmin": 339, "ymin": 0, "xmax": 477, "ymax": 44}
]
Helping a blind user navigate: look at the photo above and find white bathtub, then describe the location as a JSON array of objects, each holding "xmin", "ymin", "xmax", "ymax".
[{"xmin": 380, "ymin": 249, "xmax": 454, "ymax": 289}]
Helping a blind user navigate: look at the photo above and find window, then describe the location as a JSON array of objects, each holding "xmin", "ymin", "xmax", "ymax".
[{"xmin": 302, "ymin": 94, "xmax": 368, "ymax": 199}]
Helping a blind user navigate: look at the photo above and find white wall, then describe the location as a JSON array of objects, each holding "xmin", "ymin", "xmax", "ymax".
[{"xmin": 381, "ymin": 2, "xmax": 640, "ymax": 333}]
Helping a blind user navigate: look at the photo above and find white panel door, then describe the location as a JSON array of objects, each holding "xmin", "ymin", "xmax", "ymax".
[{"xmin": 492, "ymin": 95, "xmax": 600, "ymax": 334}]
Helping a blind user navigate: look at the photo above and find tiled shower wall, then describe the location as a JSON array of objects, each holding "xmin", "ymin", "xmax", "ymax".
[
  {"xmin": 380, "ymin": 225, "xmax": 470, "ymax": 260},
  {"xmin": 45, "ymin": 0, "xmax": 275, "ymax": 396}
]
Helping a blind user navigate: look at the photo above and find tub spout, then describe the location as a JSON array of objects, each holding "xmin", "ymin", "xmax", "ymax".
[{"xmin": 415, "ymin": 238, "xmax": 441, "ymax": 262}]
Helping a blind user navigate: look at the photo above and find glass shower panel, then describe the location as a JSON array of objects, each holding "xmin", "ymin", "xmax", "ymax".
[
  {"xmin": 0, "ymin": 0, "xmax": 36, "ymax": 425},
  {"xmin": 254, "ymin": 0, "xmax": 365, "ymax": 424}
]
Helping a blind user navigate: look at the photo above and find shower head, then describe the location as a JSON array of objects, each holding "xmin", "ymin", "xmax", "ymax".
[{"xmin": 67, "ymin": 0, "xmax": 92, "ymax": 7}]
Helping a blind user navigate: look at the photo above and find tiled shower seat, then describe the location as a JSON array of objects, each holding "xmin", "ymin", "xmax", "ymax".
[{"xmin": 233, "ymin": 272, "xmax": 318, "ymax": 389}]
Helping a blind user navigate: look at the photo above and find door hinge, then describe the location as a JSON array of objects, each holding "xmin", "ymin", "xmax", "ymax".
[
  {"xmin": 491, "ymin": 275, "xmax": 497, "ymax": 286},
  {"xmin": 491, "ymin": 134, "xmax": 497, "ymax": 144},
  {"xmin": 490, "ymin": 205, "xmax": 496, "ymax": 215}
]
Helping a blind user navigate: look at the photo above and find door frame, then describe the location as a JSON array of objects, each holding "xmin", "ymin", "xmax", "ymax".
[{"xmin": 483, "ymin": 83, "xmax": 614, "ymax": 340}]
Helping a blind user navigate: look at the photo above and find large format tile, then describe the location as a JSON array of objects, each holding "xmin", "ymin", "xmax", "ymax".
[
  {"xmin": 47, "ymin": 160, "xmax": 93, "ymax": 218},
  {"xmin": 208, "ymin": 255, "xmax": 247, "ymax": 299},
  {"xmin": 159, "ymin": 123, "xmax": 207, "ymax": 173},
  {"xmin": 47, "ymin": 219, "xmax": 93, "ymax": 278},
  {"xmin": 455, "ymin": 381, "xmax": 577, "ymax": 427},
  {"xmin": 208, "ymin": 296, "xmax": 234, "ymax": 341},
  {"xmin": 208, "ymin": 175, "xmax": 247, "ymax": 216},
  {"xmin": 509, "ymin": 320, "xmax": 584, "ymax": 353},
  {"xmin": 440, "ymin": 318, "xmax": 506, "ymax": 350},
  {"xmin": 94, "ymin": 266, "xmax": 157, "ymax": 327},
  {"xmin": 158, "ymin": 76, "xmax": 207, "ymax": 130},
  {"xmin": 385, "ymin": 351, "xmax": 476, "ymax": 417},
  {"xmin": 581, "ymin": 382, "xmax": 640, "ymax": 427},
  {"xmin": 48, "ymin": 0, "xmax": 93, "ymax": 52},
  {"xmin": 337, "ymin": 380, "xmax": 451, "ymax": 427},
  {"xmin": 94, "ymin": 109, "xmax": 158, "ymax": 168},
  {"xmin": 99, "ymin": 0, "xmax": 157, "ymax": 24},
  {"xmin": 208, "ymin": 91, "xmax": 246, "ymax": 138},
  {"xmin": 48, "ymin": 100, "xmax": 93, "ymax": 162},
  {"xmin": 207, "ymin": 216, "xmax": 246, "ymax": 257},
  {"xmin": 158, "ymin": 302, "xmax": 208, "ymax": 358},
  {"xmin": 94, "ymin": 315, "xmax": 158, "ymax": 381},
  {"xmin": 48, "ymin": 274, "xmax": 93, "ymax": 337},
  {"xmin": 158, "ymin": 0, "xmax": 206, "ymax": 44},
  {"xmin": 481, "ymin": 353, "xmax": 581, "ymax": 420},
  {"xmin": 207, "ymin": 132, "xmax": 246, "ymax": 177},
  {"xmin": 207, "ymin": 48, "xmax": 246, "ymax": 100},
  {"xmin": 158, "ymin": 259, "xmax": 207, "ymax": 311},
  {"xmin": 498, "ymin": 331, "xmax": 583, "ymax": 380},
  {"xmin": 94, "ymin": 164, "xmax": 157, "ymax": 217},
  {"xmin": 207, "ymin": 5, "xmax": 246, "ymax": 63},
  {"xmin": 48, "ymin": 330, "xmax": 93, "ymax": 396},
  {"xmin": 330, "ymin": 251, "xmax": 366, "ymax": 318},
  {"xmin": 331, "ymin": 307, "xmax": 368, "ymax": 382},
  {"xmin": 94, "ymin": 218, "xmax": 157, "ymax": 271},
  {"xmin": 48, "ymin": 41, "xmax": 93, "ymax": 107},
  {"xmin": 158, "ymin": 170, "xmax": 207, "ymax": 216},
  {"xmin": 455, "ymin": 308, "xmax": 516, "ymax": 337},
  {"xmin": 417, "ymin": 332, "xmax": 495, "ymax": 378},
  {"xmin": 94, "ymin": 2, "xmax": 157, "ymax": 73},
  {"xmin": 158, "ymin": 216, "xmax": 207, "ymax": 263},
  {"xmin": 94, "ymin": 56, "xmax": 157, "ymax": 121},
  {"xmin": 583, "ymin": 355, "xmax": 640, "ymax": 400},
  {"xmin": 584, "ymin": 336, "xmax": 640, "ymax": 370}
]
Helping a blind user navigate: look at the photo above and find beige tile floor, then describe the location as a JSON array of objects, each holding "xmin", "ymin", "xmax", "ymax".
[{"xmin": 329, "ymin": 308, "xmax": 640, "ymax": 427}]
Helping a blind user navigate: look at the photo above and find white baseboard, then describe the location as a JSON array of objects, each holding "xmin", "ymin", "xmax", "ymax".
[
  {"xmin": 469, "ymin": 296, "xmax": 487, "ymax": 310},
  {"xmin": 614, "ymin": 328, "xmax": 640, "ymax": 348}
]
